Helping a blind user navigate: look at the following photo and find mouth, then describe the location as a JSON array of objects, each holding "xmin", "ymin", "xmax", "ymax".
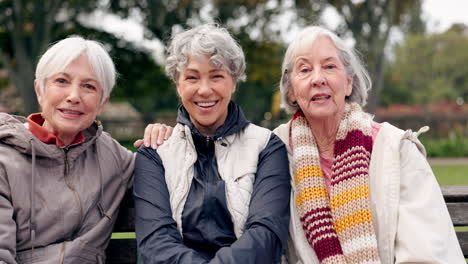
[
  {"xmin": 58, "ymin": 108, "xmax": 84, "ymax": 116},
  {"xmin": 311, "ymin": 95, "xmax": 331, "ymax": 101},
  {"xmin": 195, "ymin": 101, "xmax": 218, "ymax": 108}
]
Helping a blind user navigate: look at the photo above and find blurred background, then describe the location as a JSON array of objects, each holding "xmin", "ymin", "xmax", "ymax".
[{"xmin": 0, "ymin": 0, "xmax": 467, "ymax": 171}]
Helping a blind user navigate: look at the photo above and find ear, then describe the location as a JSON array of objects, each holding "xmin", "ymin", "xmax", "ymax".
[
  {"xmin": 34, "ymin": 80, "xmax": 43, "ymax": 105},
  {"xmin": 97, "ymin": 97, "xmax": 109, "ymax": 115},
  {"xmin": 345, "ymin": 75, "xmax": 353, "ymax": 96},
  {"xmin": 287, "ymin": 87, "xmax": 297, "ymax": 104},
  {"xmin": 231, "ymin": 81, "xmax": 236, "ymax": 94}
]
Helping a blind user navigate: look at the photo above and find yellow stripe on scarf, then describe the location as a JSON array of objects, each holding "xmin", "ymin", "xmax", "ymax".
[
  {"xmin": 294, "ymin": 165, "xmax": 323, "ymax": 184},
  {"xmin": 330, "ymin": 185, "xmax": 370, "ymax": 210},
  {"xmin": 333, "ymin": 209, "xmax": 373, "ymax": 233},
  {"xmin": 296, "ymin": 186, "xmax": 328, "ymax": 206}
]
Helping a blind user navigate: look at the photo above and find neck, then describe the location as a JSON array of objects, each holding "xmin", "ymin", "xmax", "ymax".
[
  {"xmin": 42, "ymin": 120, "xmax": 77, "ymax": 146},
  {"xmin": 304, "ymin": 112, "xmax": 343, "ymax": 159}
]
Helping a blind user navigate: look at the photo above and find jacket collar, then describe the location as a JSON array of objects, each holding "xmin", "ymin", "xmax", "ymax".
[{"xmin": 176, "ymin": 101, "xmax": 250, "ymax": 139}]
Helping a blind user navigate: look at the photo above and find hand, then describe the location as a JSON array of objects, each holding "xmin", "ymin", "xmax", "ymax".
[{"xmin": 133, "ymin": 123, "xmax": 174, "ymax": 149}]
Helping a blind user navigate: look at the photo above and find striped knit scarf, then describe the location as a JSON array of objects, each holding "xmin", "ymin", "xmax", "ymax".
[{"xmin": 291, "ymin": 103, "xmax": 381, "ymax": 264}]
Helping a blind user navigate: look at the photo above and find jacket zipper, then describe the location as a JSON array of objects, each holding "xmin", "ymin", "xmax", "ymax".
[{"xmin": 63, "ymin": 149, "xmax": 84, "ymax": 240}]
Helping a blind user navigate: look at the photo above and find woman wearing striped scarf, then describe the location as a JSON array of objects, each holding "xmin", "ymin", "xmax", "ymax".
[{"xmin": 273, "ymin": 25, "xmax": 464, "ymax": 264}]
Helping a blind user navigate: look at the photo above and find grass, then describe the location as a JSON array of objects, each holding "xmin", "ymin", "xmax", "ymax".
[
  {"xmin": 112, "ymin": 232, "xmax": 135, "ymax": 239},
  {"xmin": 432, "ymin": 165, "xmax": 468, "ymax": 185}
]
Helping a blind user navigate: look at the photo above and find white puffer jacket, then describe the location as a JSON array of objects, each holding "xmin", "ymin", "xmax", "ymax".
[
  {"xmin": 274, "ymin": 121, "xmax": 465, "ymax": 264},
  {"xmin": 157, "ymin": 122, "xmax": 271, "ymax": 238}
]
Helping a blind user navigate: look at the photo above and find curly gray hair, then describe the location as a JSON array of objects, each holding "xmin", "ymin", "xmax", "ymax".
[
  {"xmin": 165, "ymin": 24, "xmax": 246, "ymax": 83},
  {"xmin": 280, "ymin": 26, "xmax": 372, "ymax": 114}
]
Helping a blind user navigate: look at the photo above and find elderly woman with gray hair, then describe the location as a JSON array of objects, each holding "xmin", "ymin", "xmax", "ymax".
[
  {"xmin": 133, "ymin": 24, "xmax": 291, "ymax": 263},
  {"xmin": 0, "ymin": 36, "xmax": 135, "ymax": 263},
  {"xmin": 273, "ymin": 25, "xmax": 464, "ymax": 263}
]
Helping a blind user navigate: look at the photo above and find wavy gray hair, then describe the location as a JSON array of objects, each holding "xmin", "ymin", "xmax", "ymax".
[
  {"xmin": 165, "ymin": 24, "xmax": 246, "ymax": 83},
  {"xmin": 280, "ymin": 26, "xmax": 372, "ymax": 114}
]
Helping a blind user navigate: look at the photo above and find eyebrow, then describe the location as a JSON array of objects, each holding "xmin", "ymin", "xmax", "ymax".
[
  {"xmin": 294, "ymin": 56, "xmax": 339, "ymax": 64},
  {"xmin": 184, "ymin": 68, "xmax": 225, "ymax": 73},
  {"xmin": 56, "ymin": 72, "xmax": 98, "ymax": 83}
]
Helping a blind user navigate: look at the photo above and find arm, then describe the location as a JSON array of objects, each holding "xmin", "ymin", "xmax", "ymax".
[
  {"xmin": 0, "ymin": 167, "xmax": 17, "ymax": 264},
  {"xmin": 210, "ymin": 134, "xmax": 291, "ymax": 264},
  {"xmin": 394, "ymin": 140, "xmax": 465, "ymax": 263},
  {"xmin": 133, "ymin": 147, "xmax": 208, "ymax": 264}
]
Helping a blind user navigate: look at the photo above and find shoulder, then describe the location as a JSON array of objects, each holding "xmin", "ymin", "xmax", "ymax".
[
  {"xmin": 95, "ymin": 131, "xmax": 134, "ymax": 163},
  {"xmin": 242, "ymin": 123, "xmax": 271, "ymax": 139},
  {"xmin": 374, "ymin": 122, "xmax": 427, "ymax": 156},
  {"xmin": 273, "ymin": 120, "xmax": 291, "ymax": 145}
]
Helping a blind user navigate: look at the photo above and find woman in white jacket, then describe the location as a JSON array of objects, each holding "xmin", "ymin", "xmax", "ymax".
[{"xmin": 274, "ymin": 25, "xmax": 464, "ymax": 264}]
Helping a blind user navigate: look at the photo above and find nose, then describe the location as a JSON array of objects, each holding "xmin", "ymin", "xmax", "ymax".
[
  {"xmin": 197, "ymin": 79, "xmax": 212, "ymax": 97},
  {"xmin": 65, "ymin": 83, "xmax": 81, "ymax": 104},
  {"xmin": 310, "ymin": 69, "xmax": 326, "ymax": 87}
]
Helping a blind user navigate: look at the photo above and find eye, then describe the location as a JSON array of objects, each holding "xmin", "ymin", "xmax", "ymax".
[
  {"xmin": 300, "ymin": 68, "xmax": 311, "ymax": 73},
  {"xmin": 185, "ymin": 75, "xmax": 198, "ymax": 81},
  {"xmin": 54, "ymin": 78, "xmax": 68, "ymax": 84},
  {"xmin": 83, "ymin": 83, "xmax": 97, "ymax": 90},
  {"xmin": 325, "ymin": 64, "xmax": 336, "ymax": 70},
  {"xmin": 212, "ymin": 74, "xmax": 224, "ymax": 79}
]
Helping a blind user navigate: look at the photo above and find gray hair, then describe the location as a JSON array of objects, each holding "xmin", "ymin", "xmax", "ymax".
[
  {"xmin": 280, "ymin": 26, "xmax": 372, "ymax": 114},
  {"xmin": 35, "ymin": 36, "xmax": 116, "ymax": 104},
  {"xmin": 165, "ymin": 24, "xmax": 246, "ymax": 83}
]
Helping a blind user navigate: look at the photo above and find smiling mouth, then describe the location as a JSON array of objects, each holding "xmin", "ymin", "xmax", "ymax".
[
  {"xmin": 312, "ymin": 95, "xmax": 331, "ymax": 101},
  {"xmin": 59, "ymin": 109, "xmax": 83, "ymax": 115},
  {"xmin": 195, "ymin": 101, "xmax": 217, "ymax": 108}
]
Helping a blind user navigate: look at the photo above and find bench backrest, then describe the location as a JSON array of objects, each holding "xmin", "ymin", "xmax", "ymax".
[{"xmin": 105, "ymin": 186, "xmax": 468, "ymax": 263}]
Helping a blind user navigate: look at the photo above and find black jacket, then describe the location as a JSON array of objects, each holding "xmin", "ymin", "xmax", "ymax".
[{"xmin": 133, "ymin": 102, "xmax": 291, "ymax": 263}]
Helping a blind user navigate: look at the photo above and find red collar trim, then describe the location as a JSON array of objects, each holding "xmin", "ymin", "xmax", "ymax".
[{"xmin": 27, "ymin": 113, "xmax": 85, "ymax": 147}]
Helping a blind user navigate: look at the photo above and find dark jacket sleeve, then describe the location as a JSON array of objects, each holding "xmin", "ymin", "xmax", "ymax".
[
  {"xmin": 133, "ymin": 147, "xmax": 208, "ymax": 264},
  {"xmin": 209, "ymin": 134, "xmax": 291, "ymax": 264}
]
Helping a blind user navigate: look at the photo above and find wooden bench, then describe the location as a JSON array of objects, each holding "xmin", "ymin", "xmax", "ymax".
[{"xmin": 105, "ymin": 185, "xmax": 468, "ymax": 263}]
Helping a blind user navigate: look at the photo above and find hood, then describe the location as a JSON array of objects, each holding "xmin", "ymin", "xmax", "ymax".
[
  {"xmin": 176, "ymin": 101, "xmax": 250, "ymax": 139},
  {"xmin": 0, "ymin": 112, "xmax": 102, "ymax": 159}
]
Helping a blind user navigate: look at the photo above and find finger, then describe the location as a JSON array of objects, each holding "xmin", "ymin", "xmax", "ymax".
[
  {"xmin": 133, "ymin": 139, "xmax": 144, "ymax": 148},
  {"xmin": 143, "ymin": 124, "xmax": 154, "ymax": 147},
  {"xmin": 163, "ymin": 126, "xmax": 174, "ymax": 141},
  {"xmin": 155, "ymin": 125, "xmax": 167, "ymax": 148}
]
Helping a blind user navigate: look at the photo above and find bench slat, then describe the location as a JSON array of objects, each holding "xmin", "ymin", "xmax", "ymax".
[
  {"xmin": 441, "ymin": 185, "xmax": 468, "ymax": 202},
  {"xmin": 447, "ymin": 203, "xmax": 468, "ymax": 226},
  {"xmin": 457, "ymin": 232, "xmax": 468, "ymax": 258},
  {"xmin": 106, "ymin": 239, "xmax": 137, "ymax": 264}
]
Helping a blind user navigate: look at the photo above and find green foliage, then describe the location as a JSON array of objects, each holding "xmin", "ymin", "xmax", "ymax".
[
  {"xmin": 384, "ymin": 25, "xmax": 468, "ymax": 106},
  {"xmin": 421, "ymin": 135, "xmax": 468, "ymax": 158},
  {"xmin": 235, "ymin": 36, "xmax": 285, "ymax": 123}
]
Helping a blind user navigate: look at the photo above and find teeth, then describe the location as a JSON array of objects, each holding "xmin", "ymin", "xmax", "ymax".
[
  {"xmin": 312, "ymin": 95, "xmax": 330, "ymax": 101},
  {"xmin": 197, "ymin": 102, "xmax": 216, "ymax": 107},
  {"xmin": 62, "ymin": 110, "xmax": 81, "ymax": 114}
]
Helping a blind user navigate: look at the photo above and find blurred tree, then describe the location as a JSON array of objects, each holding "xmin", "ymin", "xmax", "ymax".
[
  {"xmin": 0, "ymin": 0, "xmax": 103, "ymax": 114},
  {"xmin": 384, "ymin": 24, "xmax": 468, "ymax": 105},
  {"xmin": 0, "ymin": 0, "xmax": 176, "ymax": 119},
  {"xmin": 293, "ymin": 0, "xmax": 424, "ymax": 113}
]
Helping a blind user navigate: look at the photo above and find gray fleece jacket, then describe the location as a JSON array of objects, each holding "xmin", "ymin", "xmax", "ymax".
[{"xmin": 0, "ymin": 113, "xmax": 134, "ymax": 264}]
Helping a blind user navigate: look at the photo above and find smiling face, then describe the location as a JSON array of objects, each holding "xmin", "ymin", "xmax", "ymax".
[
  {"xmin": 176, "ymin": 55, "xmax": 235, "ymax": 136},
  {"xmin": 289, "ymin": 36, "xmax": 352, "ymax": 124},
  {"xmin": 35, "ymin": 54, "xmax": 108, "ymax": 145}
]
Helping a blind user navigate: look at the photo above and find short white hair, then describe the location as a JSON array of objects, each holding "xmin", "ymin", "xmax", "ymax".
[
  {"xmin": 35, "ymin": 36, "xmax": 116, "ymax": 104},
  {"xmin": 280, "ymin": 26, "xmax": 372, "ymax": 114},
  {"xmin": 165, "ymin": 24, "xmax": 246, "ymax": 83}
]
